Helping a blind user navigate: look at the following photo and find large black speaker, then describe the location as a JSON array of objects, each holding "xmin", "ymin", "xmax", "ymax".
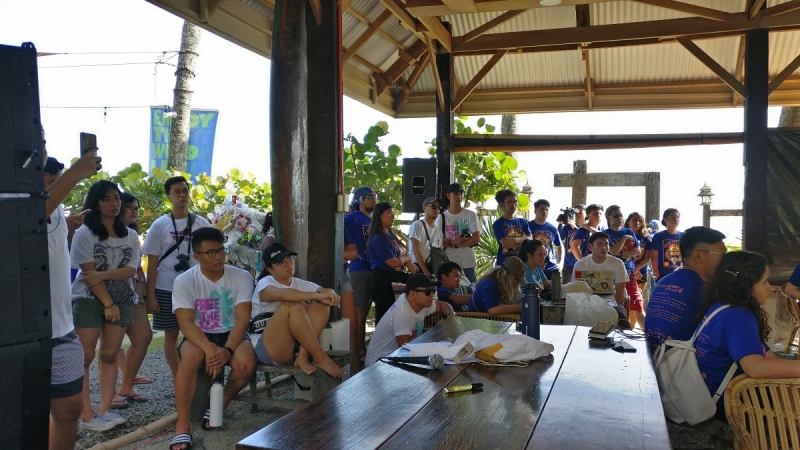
[
  {"xmin": 0, "ymin": 42, "xmax": 51, "ymax": 450},
  {"xmin": 402, "ymin": 158, "xmax": 437, "ymax": 213}
]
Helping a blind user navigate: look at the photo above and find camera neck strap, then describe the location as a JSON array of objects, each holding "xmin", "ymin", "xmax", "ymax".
[{"xmin": 158, "ymin": 212, "xmax": 195, "ymax": 267}]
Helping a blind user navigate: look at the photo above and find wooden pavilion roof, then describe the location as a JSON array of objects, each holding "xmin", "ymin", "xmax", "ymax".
[{"xmin": 146, "ymin": 0, "xmax": 800, "ymax": 118}]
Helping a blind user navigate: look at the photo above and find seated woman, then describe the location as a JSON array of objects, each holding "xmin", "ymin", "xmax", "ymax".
[
  {"xmin": 251, "ymin": 242, "xmax": 344, "ymax": 378},
  {"xmin": 517, "ymin": 240, "xmax": 551, "ymax": 292},
  {"xmin": 468, "ymin": 256, "xmax": 525, "ymax": 315},
  {"xmin": 695, "ymin": 251, "xmax": 800, "ymax": 421}
]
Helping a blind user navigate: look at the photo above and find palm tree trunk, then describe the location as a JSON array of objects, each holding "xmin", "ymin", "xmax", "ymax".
[
  {"xmin": 501, "ymin": 114, "xmax": 516, "ymax": 134},
  {"xmin": 168, "ymin": 21, "xmax": 201, "ymax": 171},
  {"xmin": 778, "ymin": 107, "xmax": 800, "ymax": 128}
]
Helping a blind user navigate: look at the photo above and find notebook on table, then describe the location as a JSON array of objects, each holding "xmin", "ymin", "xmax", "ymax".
[{"xmin": 573, "ymin": 270, "xmax": 615, "ymax": 295}]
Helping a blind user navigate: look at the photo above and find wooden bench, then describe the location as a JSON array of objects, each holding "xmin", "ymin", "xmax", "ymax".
[{"xmin": 189, "ymin": 350, "xmax": 352, "ymax": 420}]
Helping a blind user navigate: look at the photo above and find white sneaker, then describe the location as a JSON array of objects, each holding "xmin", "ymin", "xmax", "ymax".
[
  {"xmin": 80, "ymin": 414, "xmax": 117, "ymax": 432},
  {"xmin": 102, "ymin": 411, "xmax": 127, "ymax": 425}
]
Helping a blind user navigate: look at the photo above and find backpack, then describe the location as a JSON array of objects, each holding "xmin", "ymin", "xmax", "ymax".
[{"xmin": 653, "ymin": 304, "xmax": 738, "ymax": 425}]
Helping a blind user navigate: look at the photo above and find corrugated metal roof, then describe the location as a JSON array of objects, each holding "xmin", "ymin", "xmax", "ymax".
[
  {"xmin": 770, "ymin": 30, "xmax": 800, "ymax": 76},
  {"xmin": 592, "ymin": 0, "xmax": 746, "ymax": 25}
]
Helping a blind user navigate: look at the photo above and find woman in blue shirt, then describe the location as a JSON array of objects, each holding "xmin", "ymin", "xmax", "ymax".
[
  {"xmin": 695, "ymin": 251, "xmax": 800, "ymax": 421},
  {"xmin": 468, "ymin": 256, "xmax": 525, "ymax": 316},
  {"xmin": 517, "ymin": 239, "xmax": 550, "ymax": 292},
  {"xmin": 368, "ymin": 202, "xmax": 418, "ymax": 323}
]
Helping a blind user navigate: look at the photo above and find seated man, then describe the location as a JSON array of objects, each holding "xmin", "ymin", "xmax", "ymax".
[
  {"xmin": 572, "ymin": 232, "xmax": 630, "ymax": 328},
  {"xmin": 645, "ymin": 226, "xmax": 726, "ymax": 351},
  {"xmin": 252, "ymin": 242, "xmax": 345, "ymax": 378},
  {"xmin": 436, "ymin": 261, "xmax": 472, "ymax": 312},
  {"xmin": 170, "ymin": 227, "xmax": 256, "ymax": 450},
  {"xmin": 365, "ymin": 274, "xmax": 456, "ymax": 367}
]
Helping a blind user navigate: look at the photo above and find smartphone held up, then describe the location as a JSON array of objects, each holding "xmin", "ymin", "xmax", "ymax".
[{"xmin": 79, "ymin": 132, "xmax": 97, "ymax": 156}]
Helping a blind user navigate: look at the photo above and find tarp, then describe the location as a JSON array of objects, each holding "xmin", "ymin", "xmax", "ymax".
[
  {"xmin": 149, "ymin": 107, "xmax": 218, "ymax": 176},
  {"xmin": 767, "ymin": 129, "xmax": 800, "ymax": 282}
]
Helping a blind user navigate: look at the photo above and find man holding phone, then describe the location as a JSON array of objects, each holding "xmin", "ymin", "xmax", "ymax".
[
  {"xmin": 441, "ymin": 183, "xmax": 481, "ymax": 284},
  {"xmin": 43, "ymin": 132, "xmax": 102, "ymax": 450},
  {"xmin": 142, "ymin": 176, "xmax": 211, "ymax": 379}
]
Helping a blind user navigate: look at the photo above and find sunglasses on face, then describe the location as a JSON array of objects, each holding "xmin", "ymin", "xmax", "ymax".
[
  {"xmin": 412, "ymin": 288, "xmax": 434, "ymax": 296},
  {"xmin": 427, "ymin": 204, "xmax": 441, "ymax": 210},
  {"xmin": 364, "ymin": 194, "xmax": 378, "ymax": 200}
]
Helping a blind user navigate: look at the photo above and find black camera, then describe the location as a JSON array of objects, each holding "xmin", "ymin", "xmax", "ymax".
[
  {"xmin": 460, "ymin": 228, "xmax": 471, "ymax": 239},
  {"xmin": 174, "ymin": 254, "xmax": 191, "ymax": 272},
  {"xmin": 560, "ymin": 207, "xmax": 576, "ymax": 220}
]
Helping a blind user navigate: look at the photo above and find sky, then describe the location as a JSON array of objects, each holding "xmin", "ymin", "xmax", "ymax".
[{"xmin": 0, "ymin": 0, "xmax": 785, "ymax": 242}]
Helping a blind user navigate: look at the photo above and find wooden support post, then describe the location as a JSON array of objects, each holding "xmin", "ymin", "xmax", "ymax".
[
  {"xmin": 270, "ymin": 0, "xmax": 309, "ymax": 277},
  {"xmin": 305, "ymin": 0, "xmax": 342, "ymax": 306},
  {"xmin": 645, "ymin": 172, "xmax": 660, "ymax": 224},
  {"xmin": 572, "ymin": 160, "xmax": 587, "ymax": 207},
  {"xmin": 743, "ymin": 29, "xmax": 769, "ymax": 257},
  {"xmin": 436, "ymin": 43, "xmax": 454, "ymax": 197}
]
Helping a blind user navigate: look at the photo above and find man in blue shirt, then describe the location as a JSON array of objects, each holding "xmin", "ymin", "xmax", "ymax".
[
  {"xmin": 528, "ymin": 199, "xmax": 562, "ymax": 280},
  {"xmin": 645, "ymin": 226, "xmax": 726, "ymax": 351},
  {"xmin": 492, "ymin": 189, "xmax": 531, "ymax": 266}
]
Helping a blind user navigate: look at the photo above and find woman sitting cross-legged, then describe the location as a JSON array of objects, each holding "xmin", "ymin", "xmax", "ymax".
[
  {"xmin": 468, "ymin": 256, "xmax": 526, "ymax": 315},
  {"xmin": 695, "ymin": 251, "xmax": 800, "ymax": 421},
  {"xmin": 252, "ymin": 242, "xmax": 345, "ymax": 378}
]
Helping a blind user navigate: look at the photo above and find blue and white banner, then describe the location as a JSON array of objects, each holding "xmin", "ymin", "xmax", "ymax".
[{"xmin": 149, "ymin": 107, "xmax": 219, "ymax": 176}]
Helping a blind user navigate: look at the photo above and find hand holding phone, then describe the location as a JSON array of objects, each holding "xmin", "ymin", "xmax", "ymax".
[{"xmin": 79, "ymin": 132, "xmax": 97, "ymax": 156}]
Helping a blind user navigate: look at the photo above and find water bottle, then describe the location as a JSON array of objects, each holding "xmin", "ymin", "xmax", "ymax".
[
  {"xmin": 521, "ymin": 282, "xmax": 540, "ymax": 340},
  {"xmin": 209, "ymin": 375, "xmax": 224, "ymax": 427},
  {"xmin": 552, "ymin": 271, "xmax": 561, "ymax": 302}
]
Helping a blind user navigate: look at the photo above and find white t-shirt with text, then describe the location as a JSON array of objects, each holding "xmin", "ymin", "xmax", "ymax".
[
  {"xmin": 439, "ymin": 208, "xmax": 480, "ymax": 269},
  {"xmin": 572, "ymin": 255, "xmax": 628, "ymax": 297},
  {"xmin": 364, "ymin": 294, "xmax": 437, "ymax": 367},
  {"xmin": 142, "ymin": 213, "xmax": 210, "ymax": 292},
  {"xmin": 172, "ymin": 265, "xmax": 254, "ymax": 333}
]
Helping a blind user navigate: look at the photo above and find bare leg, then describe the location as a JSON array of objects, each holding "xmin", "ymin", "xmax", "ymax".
[
  {"xmin": 341, "ymin": 291, "xmax": 361, "ymax": 374},
  {"xmin": 97, "ymin": 325, "xmax": 127, "ymax": 415},
  {"xmin": 222, "ymin": 341, "xmax": 255, "ymax": 405},
  {"xmin": 173, "ymin": 340, "xmax": 204, "ymax": 439},
  {"xmin": 118, "ymin": 319, "xmax": 152, "ymax": 397},
  {"xmin": 117, "ymin": 346, "xmax": 125, "ymax": 374},
  {"xmin": 356, "ymin": 306, "xmax": 369, "ymax": 359},
  {"xmin": 74, "ymin": 327, "xmax": 101, "ymax": 422},
  {"xmin": 630, "ymin": 310, "xmax": 646, "ymax": 330},
  {"xmin": 164, "ymin": 328, "xmax": 180, "ymax": 379},
  {"xmin": 49, "ymin": 394, "xmax": 82, "ymax": 450}
]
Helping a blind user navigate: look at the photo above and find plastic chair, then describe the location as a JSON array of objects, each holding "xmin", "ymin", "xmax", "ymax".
[{"xmin": 725, "ymin": 374, "xmax": 800, "ymax": 449}]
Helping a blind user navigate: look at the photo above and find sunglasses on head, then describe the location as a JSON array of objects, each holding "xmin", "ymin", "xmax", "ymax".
[{"xmin": 412, "ymin": 288, "xmax": 434, "ymax": 296}]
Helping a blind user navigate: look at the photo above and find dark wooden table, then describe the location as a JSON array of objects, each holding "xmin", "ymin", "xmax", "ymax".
[{"xmin": 237, "ymin": 317, "xmax": 671, "ymax": 450}]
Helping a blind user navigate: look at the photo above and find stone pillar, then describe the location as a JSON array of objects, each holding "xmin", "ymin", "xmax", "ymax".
[{"xmin": 270, "ymin": 0, "xmax": 309, "ymax": 276}]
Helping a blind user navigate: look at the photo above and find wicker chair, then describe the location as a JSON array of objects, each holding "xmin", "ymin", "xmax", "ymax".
[{"xmin": 725, "ymin": 374, "xmax": 800, "ymax": 449}]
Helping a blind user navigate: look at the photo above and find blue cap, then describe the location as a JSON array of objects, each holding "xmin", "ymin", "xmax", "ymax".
[{"xmin": 648, "ymin": 220, "xmax": 660, "ymax": 229}]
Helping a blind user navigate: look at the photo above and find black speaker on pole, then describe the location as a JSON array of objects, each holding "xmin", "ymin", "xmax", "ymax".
[
  {"xmin": 401, "ymin": 158, "xmax": 437, "ymax": 213},
  {"xmin": 0, "ymin": 42, "xmax": 52, "ymax": 450}
]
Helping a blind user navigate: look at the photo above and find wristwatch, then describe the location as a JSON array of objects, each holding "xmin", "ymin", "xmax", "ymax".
[{"xmin": 225, "ymin": 346, "xmax": 234, "ymax": 356}]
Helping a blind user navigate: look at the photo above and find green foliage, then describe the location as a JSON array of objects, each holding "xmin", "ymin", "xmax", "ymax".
[
  {"xmin": 428, "ymin": 116, "xmax": 519, "ymax": 208},
  {"xmin": 61, "ymin": 163, "xmax": 271, "ymax": 235},
  {"xmin": 475, "ymin": 214, "xmax": 499, "ymax": 277},
  {"xmin": 344, "ymin": 121, "xmax": 404, "ymax": 207}
]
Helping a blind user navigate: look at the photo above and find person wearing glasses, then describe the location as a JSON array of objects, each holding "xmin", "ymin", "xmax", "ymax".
[
  {"xmin": 252, "ymin": 242, "xmax": 345, "ymax": 378},
  {"xmin": 142, "ymin": 176, "xmax": 211, "ymax": 380},
  {"xmin": 409, "ymin": 196, "xmax": 444, "ymax": 275},
  {"xmin": 441, "ymin": 183, "xmax": 481, "ymax": 284},
  {"xmin": 364, "ymin": 274, "xmax": 455, "ymax": 367},
  {"xmin": 170, "ymin": 227, "xmax": 255, "ymax": 449},
  {"xmin": 603, "ymin": 205, "xmax": 643, "ymax": 328},
  {"xmin": 645, "ymin": 226, "xmax": 726, "ymax": 352},
  {"xmin": 492, "ymin": 189, "xmax": 531, "ymax": 266}
]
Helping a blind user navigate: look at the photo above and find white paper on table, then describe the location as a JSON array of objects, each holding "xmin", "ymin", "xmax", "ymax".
[{"xmin": 403, "ymin": 341, "xmax": 478, "ymax": 364}]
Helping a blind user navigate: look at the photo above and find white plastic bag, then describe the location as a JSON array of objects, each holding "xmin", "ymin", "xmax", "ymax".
[
  {"xmin": 564, "ymin": 292, "xmax": 618, "ymax": 327},
  {"xmin": 452, "ymin": 330, "xmax": 554, "ymax": 363}
]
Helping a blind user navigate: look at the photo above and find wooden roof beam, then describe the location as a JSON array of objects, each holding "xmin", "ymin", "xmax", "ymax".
[
  {"xmin": 453, "ymin": 10, "xmax": 800, "ymax": 52},
  {"xmin": 406, "ymin": 0, "xmax": 608, "ymax": 17},
  {"xmin": 418, "ymin": 16, "xmax": 453, "ymax": 52},
  {"xmin": 733, "ymin": 35, "xmax": 746, "ymax": 105},
  {"xmin": 442, "ymin": 0, "xmax": 478, "ymax": 13},
  {"xmin": 632, "ymin": 0, "xmax": 733, "ymax": 22},
  {"xmin": 750, "ymin": 0, "xmax": 767, "ymax": 18},
  {"xmin": 676, "ymin": 36, "xmax": 745, "ymax": 97},
  {"xmin": 395, "ymin": 54, "xmax": 431, "ymax": 110},
  {"xmin": 199, "ymin": 0, "xmax": 225, "ymax": 23},
  {"xmin": 347, "ymin": 7, "xmax": 409, "ymax": 53},
  {"xmin": 462, "ymin": 10, "xmax": 527, "ymax": 43},
  {"xmin": 768, "ymin": 53, "xmax": 800, "ymax": 93},
  {"xmin": 582, "ymin": 49, "xmax": 593, "ymax": 110},
  {"xmin": 377, "ymin": 39, "xmax": 429, "ymax": 97},
  {"xmin": 426, "ymin": 36, "xmax": 446, "ymax": 110},
  {"xmin": 379, "ymin": 0, "xmax": 419, "ymax": 33},
  {"xmin": 343, "ymin": 9, "xmax": 393, "ymax": 61},
  {"xmin": 308, "ymin": 0, "xmax": 322, "ymax": 25},
  {"xmin": 342, "ymin": 0, "xmax": 352, "ymax": 15},
  {"xmin": 452, "ymin": 49, "xmax": 507, "ymax": 110},
  {"xmin": 762, "ymin": 0, "xmax": 800, "ymax": 19}
]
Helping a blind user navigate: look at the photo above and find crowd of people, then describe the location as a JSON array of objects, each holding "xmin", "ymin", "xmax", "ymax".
[{"xmin": 42, "ymin": 142, "xmax": 800, "ymax": 449}]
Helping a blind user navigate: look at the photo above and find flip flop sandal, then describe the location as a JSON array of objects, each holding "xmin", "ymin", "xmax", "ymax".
[
  {"xmin": 291, "ymin": 375, "xmax": 311, "ymax": 391},
  {"xmin": 132, "ymin": 375, "xmax": 153, "ymax": 385},
  {"xmin": 110, "ymin": 399, "xmax": 130, "ymax": 410},
  {"xmin": 123, "ymin": 395, "xmax": 149, "ymax": 403},
  {"xmin": 201, "ymin": 410, "xmax": 216, "ymax": 431},
  {"xmin": 169, "ymin": 433, "xmax": 192, "ymax": 450}
]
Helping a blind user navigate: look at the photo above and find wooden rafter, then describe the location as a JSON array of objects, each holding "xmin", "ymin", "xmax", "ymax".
[
  {"xmin": 582, "ymin": 50, "xmax": 593, "ymax": 110},
  {"xmin": 442, "ymin": 0, "xmax": 478, "ymax": 13},
  {"xmin": 453, "ymin": 11, "xmax": 800, "ymax": 53},
  {"xmin": 675, "ymin": 36, "xmax": 745, "ymax": 97},
  {"xmin": 347, "ymin": 7, "xmax": 409, "ymax": 54},
  {"xmin": 405, "ymin": 0, "xmax": 608, "ymax": 17},
  {"xmin": 308, "ymin": 0, "xmax": 322, "ymax": 25},
  {"xmin": 575, "ymin": 4, "xmax": 590, "ymax": 27},
  {"xmin": 762, "ymin": 0, "xmax": 800, "ymax": 19},
  {"xmin": 377, "ymin": 39, "xmax": 428, "ymax": 96},
  {"xmin": 343, "ymin": 9, "xmax": 392, "ymax": 61},
  {"xmin": 426, "ymin": 36, "xmax": 446, "ymax": 110},
  {"xmin": 733, "ymin": 35, "xmax": 746, "ymax": 105},
  {"xmin": 462, "ymin": 10, "xmax": 527, "ymax": 43},
  {"xmin": 452, "ymin": 50, "xmax": 507, "ymax": 110},
  {"xmin": 378, "ymin": 0, "xmax": 418, "ymax": 32},
  {"xmin": 395, "ymin": 53, "xmax": 431, "ymax": 110},
  {"xmin": 418, "ymin": 16, "xmax": 453, "ymax": 52},
  {"xmin": 342, "ymin": 0, "xmax": 352, "ymax": 15},
  {"xmin": 768, "ymin": 53, "xmax": 800, "ymax": 93},
  {"xmin": 352, "ymin": 54, "xmax": 384, "ymax": 75},
  {"xmin": 199, "ymin": 0, "xmax": 225, "ymax": 23},
  {"xmin": 632, "ymin": 0, "xmax": 733, "ymax": 22},
  {"xmin": 750, "ymin": 0, "xmax": 767, "ymax": 18}
]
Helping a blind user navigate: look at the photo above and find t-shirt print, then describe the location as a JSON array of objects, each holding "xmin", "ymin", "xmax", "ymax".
[{"xmin": 195, "ymin": 286, "xmax": 236, "ymax": 331}]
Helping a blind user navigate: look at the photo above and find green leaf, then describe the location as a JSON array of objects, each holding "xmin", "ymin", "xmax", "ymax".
[
  {"xmin": 485, "ymin": 124, "xmax": 496, "ymax": 133},
  {"xmin": 477, "ymin": 117, "xmax": 485, "ymax": 127}
]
